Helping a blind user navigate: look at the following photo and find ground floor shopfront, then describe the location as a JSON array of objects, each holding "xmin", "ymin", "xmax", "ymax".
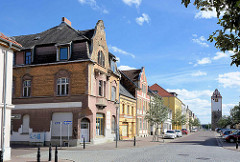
[{"xmin": 11, "ymin": 100, "xmax": 118, "ymax": 146}]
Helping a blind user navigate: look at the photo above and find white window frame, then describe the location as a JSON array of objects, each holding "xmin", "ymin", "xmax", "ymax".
[
  {"xmin": 23, "ymin": 80, "xmax": 31, "ymax": 97},
  {"xmin": 57, "ymin": 78, "xmax": 69, "ymax": 96}
]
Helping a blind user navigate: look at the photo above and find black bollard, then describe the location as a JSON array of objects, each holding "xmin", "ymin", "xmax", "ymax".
[
  {"xmin": 236, "ymin": 137, "xmax": 239, "ymax": 149},
  {"xmin": 0, "ymin": 150, "xmax": 3, "ymax": 162},
  {"xmin": 49, "ymin": 143, "xmax": 52, "ymax": 161},
  {"xmin": 37, "ymin": 147, "xmax": 40, "ymax": 162},
  {"xmin": 83, "ymin": 137, "xmax": 86, "ymax": 149},
  {"xmin": 55, "ymin": 146, "xmax": 58, "ymax": 162},
  {"xmin": 134, "ymin": 136, "xmax": 136, "ymax": 146}
]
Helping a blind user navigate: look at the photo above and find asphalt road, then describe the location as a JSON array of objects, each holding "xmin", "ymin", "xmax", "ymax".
[{"xmin": 18, "ymin": 131, "xmax": 240, "ymax": 162}]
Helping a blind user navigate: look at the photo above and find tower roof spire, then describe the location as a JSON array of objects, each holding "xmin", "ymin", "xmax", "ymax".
[{"xmin": 211, "ymin": 89, "xmax": 222, "ymax": 98}]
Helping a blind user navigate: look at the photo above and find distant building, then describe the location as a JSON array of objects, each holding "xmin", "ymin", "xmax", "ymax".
[
  {"xmin": 0, "ymin": 32, "xmax": 22, "ymax": 160},
  {"xmin": 211, "ymin": 89, "xmax": 222, "ymax": 130}
]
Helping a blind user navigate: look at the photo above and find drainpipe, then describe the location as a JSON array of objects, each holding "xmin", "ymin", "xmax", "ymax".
[{"xmin": 2, "ymin": 42, "xmax": 11, "ymax": 160}]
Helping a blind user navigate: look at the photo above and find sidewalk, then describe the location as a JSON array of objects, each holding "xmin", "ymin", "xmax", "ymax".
[{"xmin": 10, "ymin": 134, "xmax": 191, "ymax": 162}]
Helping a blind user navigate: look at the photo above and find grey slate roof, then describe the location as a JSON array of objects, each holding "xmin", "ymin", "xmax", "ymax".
[
  {"xmin": 120, "ymin": 84, "xmax": 135, "ymax": 100},
  {"xmin": 12, "ymin": 22, "xmax": 94, "ymax": 49}
]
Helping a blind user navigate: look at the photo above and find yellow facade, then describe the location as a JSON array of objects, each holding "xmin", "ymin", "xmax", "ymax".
[
  {"xmin": 162, "ymin": 96, "xmax": 183, "ymax": 130},
  {"xmin": 119, "ymin": 95, "xmax": 136, "ymax": 139}
]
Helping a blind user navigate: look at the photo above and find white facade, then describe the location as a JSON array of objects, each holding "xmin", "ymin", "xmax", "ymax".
[{"xmin": 0, "ymin": 35, "xmax": 21, "ymax": 161}]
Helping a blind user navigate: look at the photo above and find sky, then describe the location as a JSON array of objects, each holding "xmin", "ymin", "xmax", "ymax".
[{"xmin": 1, "ymin": 0, "xmax": 240, "ymax": 124}]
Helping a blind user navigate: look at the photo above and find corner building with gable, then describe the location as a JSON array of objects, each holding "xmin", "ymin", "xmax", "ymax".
[{"xmin": 11, "ymin": 17, "xmax": 120, "ymax": 146}]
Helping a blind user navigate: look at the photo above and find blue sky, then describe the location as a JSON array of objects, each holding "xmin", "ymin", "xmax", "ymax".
[{"xmin": 1, "ymin": 0, "xmax": 240, "ymax": 124}]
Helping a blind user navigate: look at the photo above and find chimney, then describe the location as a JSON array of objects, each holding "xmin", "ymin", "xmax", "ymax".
[{"xmin": 62, "ymin": 17, "xmax": 71, "ymax": 26}]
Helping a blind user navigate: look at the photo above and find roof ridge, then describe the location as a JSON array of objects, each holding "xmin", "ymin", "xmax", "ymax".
[{"xmin": 121, "ymin": 69, "xmax": 141, "ymax": 71}]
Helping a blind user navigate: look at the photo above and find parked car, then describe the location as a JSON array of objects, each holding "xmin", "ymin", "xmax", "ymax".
[
  {"xmin": 225, "ymin": 131, "xmax": 240, "ymax": 143},
  {"xmin": 164, "ymin": 130, "xmax": 177, "ymax": 139},
  {"xmin": 215, "ymin": 128, "xmax": 221, "ymax": 133},
  {"xmin": 192, "ymin": 128, "xmax": 197, "ymax": 132},
  {"xmin": 181, "ymin": 129, "xmax": 188, "ymax": 135},
  {"xmin": 174, "ymin": 130, "xmax": 182, "ymax": 137},
  {"xmin": 221, "ymin": 129, "xmax": 235, "ymax": 137}
]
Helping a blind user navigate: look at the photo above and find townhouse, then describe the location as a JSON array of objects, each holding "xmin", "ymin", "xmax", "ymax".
[
  {"xmin": 0, "ymin": 33, "xmax": 22, "ymax": 160},
  {"xmin": 120, "ymin": 67, "xmax": 150, "ymax": 137},
  {"xmin": 11, "ymin": 18, "xmax": 120, "ymax": 146},
  {"xmin": 150, "ymin": 84, "xmax": 183, "ymax": 130}
]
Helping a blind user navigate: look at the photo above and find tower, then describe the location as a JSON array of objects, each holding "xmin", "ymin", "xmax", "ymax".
[{"xmin": 211, "ymin": 89, "xmax": 222, "ymax": 130}]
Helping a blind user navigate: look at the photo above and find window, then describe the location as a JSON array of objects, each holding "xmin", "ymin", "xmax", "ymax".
[
  {"xmin": 111, "ymin": 116, "xmax": 116, "ymax": 133},
  {"xmin": 25, "ymin": 51, "xmax": 31, "ymax": 65},
  {"xmin": 122, "ymin": 104, "xmax": 125, "ymax": 114},
  {"xmin": 60, "ymin": 47, "xmax": 68, "ymax": 60},
  {"xmin": 57, "ymin": 78, "xmax": 69, "ymax": 96},
  {"xmin": 13, "ymin": 52, "xmax": 16, "ymax": 65},
  {"xmin": 98, "ymin": 51, "xmax": 105, "ymax": 67},
  {"xmin": 215, "ymin": 99, "xmax": 218, "ymax": 102},
  {"xmin": 111, "ymin": 86, "xmax": 116, "ymax": 101},
  {"xmin": 139, "ymin": 118, "xmax": 142, "ymax": 130},
  {"xmin": 111, "ymin": 60, "xmax": 116, "ymax": 72},
  {"xmin": 132, "ymin": 106, "xmax": 134, "ymax": 116},
  {"xmin": 22, "ymin": 115, "xmax": 30, "ymax": 134},
  {"xmin": 99, "ymin": 80, "xmax": 103, "ymax": 96},
  {"xmin": 127, "ymin": 105, "xmax": 130, "ymax": 114},
  {"xmin": 96, "ymin": 114, "xmax": 104, "ymax": 136},
  {"xmin": 143, "ymin": 101, "xmax": 145, "ymax": 112},
  {"xmin": 143, "ymin": 119, "xmax": 145, "ymax": 130},
  {"xmin": 23, "ymin": 80, "xmax": 31, "ymax": 97}
]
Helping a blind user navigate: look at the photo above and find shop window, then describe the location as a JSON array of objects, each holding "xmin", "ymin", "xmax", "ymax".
[
  {"xmin": 111, "ymin": 116, "xmax": 116, "ymax": 133},
  {"xmin": 96, "ymin": 114, "xmax": 104, "ymax": 136},
  {"xmin": 57, "ymin": 78, "xmax": 69, "ymax": 96}
]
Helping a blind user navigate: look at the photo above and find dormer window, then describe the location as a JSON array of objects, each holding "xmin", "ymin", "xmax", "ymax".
[
  {"xmin": 60, "ymin": 47, "xmax": 69, "ymax": 60},
  {"xmin": 25, "ymin": 51, "xmax": 32, "ymax": 65},
  {"xmin": 98, "ymin": 51, "xmax": 105, "ymax": 67}
]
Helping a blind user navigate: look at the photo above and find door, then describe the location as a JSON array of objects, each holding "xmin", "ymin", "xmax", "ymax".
[
  {"xmin": 122, "ymin": 125, "xmax": 128, "ymax": 137},
  {"xmin": 80, "ymin": 118, "xmax": 90, "ymax": 142}
]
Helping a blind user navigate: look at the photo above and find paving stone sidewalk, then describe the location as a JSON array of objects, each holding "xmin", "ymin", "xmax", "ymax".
[
  {"xmin": 9, "ymin": 134, "xmax": 192, "ymax": 162},
  {"xmin": 214, "ymin": 132, "xmax": 240, "ymax": 152}
]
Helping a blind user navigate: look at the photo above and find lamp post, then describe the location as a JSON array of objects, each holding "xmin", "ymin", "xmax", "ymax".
[{"xmin": 115, "ymin": 101, "xmax": 119, "ymax": 148}]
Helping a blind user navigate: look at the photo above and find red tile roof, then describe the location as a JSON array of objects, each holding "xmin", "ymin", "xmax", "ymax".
[
  {"xmin": 149, "ymin": 83, "xmax": 173, "ymax": 97},
  {"xmin": 0, "ymin": 32, "xmax": 22, "ymax": 47}
]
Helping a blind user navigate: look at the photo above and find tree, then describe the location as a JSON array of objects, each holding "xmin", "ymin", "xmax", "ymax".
[
  {"xmin": 189, "ymin": 118, "xmax": 194, "ymax": 131},
  {"xmin": 217, "ymin": 115, "xmax": 232, "ymax": 128},
  {"xmin": 193, "ymin": 118, "xmax": 201, "ymax": 127},
  {"xmin": 181, "ymin": 0, "xmax": 240, "ymax": 67},
  {"xmin": 145, "ymin": 96, "xmax": 169, "ymax": 141},
  {"xmin": 171, "ymin": 109, "xmax": 186, "ymax": 130},
  {"xmin": 230, "ymin": 105, "xmax": 240, "ymax": 125}
]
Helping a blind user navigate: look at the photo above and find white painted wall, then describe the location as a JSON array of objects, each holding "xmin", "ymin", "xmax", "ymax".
[
  {"xmin": 0, "ymin": 45, "xmax": 14, "ymax": 161},
  {"xmin": 211, "ymin": 98, "xmax": 222, "ymax": 112}
]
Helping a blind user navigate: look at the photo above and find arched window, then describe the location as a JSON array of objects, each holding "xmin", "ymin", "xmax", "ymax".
[
  {"xmin": 22, "ymin": 114, "xmax": 30, "ymax": 134},
  {"xmin": 98, "ymin": 51, "xmax": 105, "ymax": 67},
  {"xmin": 57, "ymin": 78, "xmax": 69, "ymax": 96}
]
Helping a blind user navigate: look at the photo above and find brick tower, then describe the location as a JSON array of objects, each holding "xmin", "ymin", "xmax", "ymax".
[{"xmin": 211, "ymin": 89, "xmax": 222, "ymax": 130}]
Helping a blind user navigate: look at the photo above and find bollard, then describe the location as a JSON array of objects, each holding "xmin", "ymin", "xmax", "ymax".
[
  {"xmin": 55, "ymin": 146, "xmax": 58, "ymax": 162},
  {"xmin": 0, "ymin": 150, "xmax": 3, "ymax": 162},
  {"xmin": 49, "ymin": 143, "xmax": 52, "ymax": 161},
  {"xmin": 134, "ymin": 136, "xmax": 136, "ymax": 146},
  {"xmin": 83, "ymin": 137, "xmax": 86, "ymax": 149},
  {"xmin": 236, "ymin": 137, "xmax": 239, "ymax": 149},
  {"xmin": 37, "ymin": 147, "xmax": 40, "ymax": 162}
]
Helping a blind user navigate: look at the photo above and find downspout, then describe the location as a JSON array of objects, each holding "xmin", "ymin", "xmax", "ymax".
[{"xmin": 2, "ymin": 42, "xmax": 12, "ymax": 160}]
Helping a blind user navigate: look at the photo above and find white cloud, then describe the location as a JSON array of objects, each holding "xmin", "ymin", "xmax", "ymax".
[
  {"xmin": 192, "ymin": 34, "xmax": 198, "ymax": 37},
  {"xmin": 78, "ymin": 0, "xmax": 108, "ymax": 14},
  {"xmin": 136, "ymin": 13, "xmax": 150, "ymax": 26},
  {"xmin": 217, "ymin": 71, "xmax": 240, "ymax": 88},
  {"xmin": 195, "ymin": 10, "xmax": 218, "ymax": 19},
  {"xmin": 122, "ymin": 0, "xmax": 142, "ymax": 8},
  {"xmin": 222, "ymin": 104, "xmax": 235, "ymax": 116},
  {"xmin": 118, "ymin": 65, "xmax": 136, "ymax": 70},
  {"xmin": 191, "ymin": 71, "xmax": 207, "ymax": 77},
  {"xmin": 192, "ymin": 35, "xmax": 209, "ymax": 47},
  {"xmin": 195, "ymin": 57, "xmax": 211, "ymax": 66},
  {"xmin": 167, "ymin": 89, "xmax": 212, "ymax": 100},
  {"xmin": 116, "ymin": 57, "xmax": 120, "ymax": 63},
  {"xmin": 109, "ymin": 45, "xmax": 135, "ymax": 58},
  {"xmin": 213, "ymin": 51, "xmax": 234, "ymax": 60}
]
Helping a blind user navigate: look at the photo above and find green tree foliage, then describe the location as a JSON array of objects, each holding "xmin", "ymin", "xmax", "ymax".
[
  {"xmin": 145, "ymin": 96, "xmax": 169, "ymax": 141},
  {"xmin": 230, "ymin": 105, "xmax": 240, "ymax": 125},
  {"xmin": 217, "ymin": 115, "xmax": 232, "ymax": 128},
  {"xmin": 172, "ymin": 109, "xmax": 186, "ymax": 128},
  {"xmin": 189, "ymin": 118, "xmax": 194, "ymax": 130},
  {"xmin": 193, "ymin": 118, "xmax": 201, "ymax": 127},
  {"xmin": 181, "ymin": 0, "xmax": 240, "ymax": 66}
]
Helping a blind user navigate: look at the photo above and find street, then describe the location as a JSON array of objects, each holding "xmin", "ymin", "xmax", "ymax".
[{"xmin": 11, "ymin": 130, "xmax": 240, "ymax": 162}]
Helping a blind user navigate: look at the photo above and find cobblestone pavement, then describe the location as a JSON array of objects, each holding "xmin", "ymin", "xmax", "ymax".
[{"xmin": 10, "ymin": 131, "xmax": 240, "ymax": 162}]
